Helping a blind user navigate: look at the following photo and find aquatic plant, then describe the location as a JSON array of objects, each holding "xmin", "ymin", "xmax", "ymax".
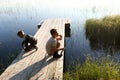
[
  {"xmin": 63, "ymin": 55, "xmax": 120, "ymax": 80},
  {"xmin": 85, "ymin": 15, "xmax": 120, "ymax": 52}
]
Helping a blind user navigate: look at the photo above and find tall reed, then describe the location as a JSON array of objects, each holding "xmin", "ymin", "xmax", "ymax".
[
  {"xmin": 85, "ymin": 15, "xmax": 120, "ymax": 52},
  {"xmin": 63, "ymin": 56, "xmax": 120, "ymax": 80}
]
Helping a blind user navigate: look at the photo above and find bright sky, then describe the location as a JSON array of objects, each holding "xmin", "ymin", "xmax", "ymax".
[
  {"xmin": 49, "ymin": 0, "xmax": 120, "ymax": 5},
  {"xmin": 47, "ymin": 0, "xmax": 120, "ymax": 7},
  {"xmin": 0, "ymin": 0, "xmax": 120, "ymax": 8}
]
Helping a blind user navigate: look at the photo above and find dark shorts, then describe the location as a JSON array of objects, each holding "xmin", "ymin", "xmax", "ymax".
[
  {"xmin": 53, "ymin": 51, "xmax": 58, "ymax": 56},
  {"xmin": 53, "ymin": 51, "xmax": 62, "ymax": 58},
  {"xmin": 24, "ymin": 40, "xmax": 37, "ymax": 51}
]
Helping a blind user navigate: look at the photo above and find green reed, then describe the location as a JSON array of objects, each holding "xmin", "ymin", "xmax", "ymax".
[
  {"xmin": 85, "ymin": 15, "xmax": 120, "ymax": 51},
  {"xmin": 63, "ymin": 56, "xmax": 120, "ymax": 80}
]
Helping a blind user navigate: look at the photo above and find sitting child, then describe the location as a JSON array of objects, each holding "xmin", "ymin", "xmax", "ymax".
[
  {"xmin": 17, "ymin": 30, "xmax": 38, "ymax": 52},
  {"xmin": 45, "ymin": 29, "xmax": 64, "ymax": 58}
]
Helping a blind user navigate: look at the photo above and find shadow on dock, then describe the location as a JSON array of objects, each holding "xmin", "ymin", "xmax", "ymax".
[
  {"xmin": 11, "ymin": 50, "xmax": 37, "ymax": 65},
  {"xmin": 9, "ymin": 55, "xmax": 57, "ymax": 80}
]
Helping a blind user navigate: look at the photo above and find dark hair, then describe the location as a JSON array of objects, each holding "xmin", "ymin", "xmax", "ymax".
[
  {"xmin": 17, "ymin": 30, "xmax": 24, "ymax": 36},
  {"xmin": 50, "ymin": 29, "xmax": 57, "ymax": 35}
]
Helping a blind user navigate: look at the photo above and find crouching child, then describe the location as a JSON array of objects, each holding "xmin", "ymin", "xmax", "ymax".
[
  {"xmin": 17, "ymin": 30, "xmax": 38, "ymax": 52},
  {"xmin": 45, "ymin": 29, "xmax": 65, "ymax": 58}
]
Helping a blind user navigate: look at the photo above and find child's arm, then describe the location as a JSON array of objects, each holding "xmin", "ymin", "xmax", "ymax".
[
  {"xmin": 22, "ymin": 41, "xmax": 27, "ymax": 49},
  {"xmin": 56, "ymin": 35, "xmax": 62, "ymax": 41},
  {"xmin": 22, "ymin": 41, "xmax": 25, "ymax": 49},
  {"xmin": 51, "ymin": 46, "xmax": 65, "ymax": 54}
]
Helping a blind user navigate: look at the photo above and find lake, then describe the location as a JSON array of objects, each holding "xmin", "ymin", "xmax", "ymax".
[{"xmin": 0, "ymin": 0, "xmax": 120, "ymax": 69}]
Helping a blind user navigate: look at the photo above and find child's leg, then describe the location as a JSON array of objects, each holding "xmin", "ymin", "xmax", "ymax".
[
  {"xmin": 53, "ymin": 51, "xmax": 62, "ymax": 58},
  {"xmin": 24, "ymin": 43, "xmax": 30, "ymax": 51},
  {"xmin": 28, "ymin": 43, "xmax": 38, "ymax": 51},
  {"xmin": 56, "ymin": 42, "xmax": 60, "ymax": 48},
  {"xmin": 53, "ymin": 42, "xmax": 62, "ymax": 58},
  {"xmin": 34, "ymin": 45, "xmax": 38, "ymax": 51},
  {"xmin": 34, "ymin": 40, "xmax": 38, "ymax": 51},
  {"xmin": 28, "ymin": 44, "xmax": 35, "ymax": 50}
]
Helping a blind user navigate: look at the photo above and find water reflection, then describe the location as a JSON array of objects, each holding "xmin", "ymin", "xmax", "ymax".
[
  {"xmin": 0, "ymin": 1, "xmax": 40, "ymax": 64},
  {"xmin": 85, "ymin": 21, "xmax": 120, "ymax": 54},
  {"xmin": 1, "ymin": 0, "xmax": 120, "ymax": 69},
  {"xmin": 87, "ymin": 35, "xmax": 120, "ymax": 53}
]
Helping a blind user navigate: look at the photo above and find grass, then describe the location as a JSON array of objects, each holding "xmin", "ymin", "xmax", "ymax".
[
  {"xmin": 85, "ymin": 15, "xmax": 120, "ymax": 51},
  {"xmin": 64, "ymin": 15, "xmax": 120, "ymax": 80},
  {"xmin": 63, "ymin": 55, "xmax": 120, "ymax": 80}
]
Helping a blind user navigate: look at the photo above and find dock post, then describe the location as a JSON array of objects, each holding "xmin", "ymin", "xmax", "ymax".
[{"xmin": 65, "ymin": 23, "xmax": 71, "ymax": 37}]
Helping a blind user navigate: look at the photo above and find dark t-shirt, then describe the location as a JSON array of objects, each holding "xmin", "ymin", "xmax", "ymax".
[{"xmin": 22, "ymin": 35, "xmax": 37, "ymax": 46}]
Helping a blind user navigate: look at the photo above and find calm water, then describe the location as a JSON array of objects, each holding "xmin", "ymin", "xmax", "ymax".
[{"xmin": 1, "ymin": 0, "xmax": 120, "ymax": 67}]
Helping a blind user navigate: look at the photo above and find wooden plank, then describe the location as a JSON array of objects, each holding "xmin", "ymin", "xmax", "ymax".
[
  {"xmin": 43, "ymin": 19, "xmax": 61, "ymax": 80},
  {"xmin": 27, "ymin": 19, "xmax": 54, "ymax": 80},
  {"xmin": 54, "ymin": 19, "xmax": 71, "ymax": 80},
  {"xmin": 54, "ymin": 19, "xmax": 65, "ymax": 80},
  {"xmin": 33, "ymin": 19, "xmax": 60, "ymax": 80},
  {"xmin": 0, "ymin": 19, "xmax": 70, "ymax": 80},
  {"xmin": 29, "ymin": 19, "xmax": 55, "ymax": 80}
]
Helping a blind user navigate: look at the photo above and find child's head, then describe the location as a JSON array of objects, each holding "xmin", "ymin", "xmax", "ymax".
[
  {"xmin": 50, "ymin": 29, "xmax": 58, "ymax": 37},
  {"xmin": 17, "ymin": 30, "xmax": 25, "ymax": 38}
]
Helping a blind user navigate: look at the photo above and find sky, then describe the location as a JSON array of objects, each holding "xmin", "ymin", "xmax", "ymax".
[{"xmin": 0, "ymin": 0, "xmax": 120, "ymax": 8}]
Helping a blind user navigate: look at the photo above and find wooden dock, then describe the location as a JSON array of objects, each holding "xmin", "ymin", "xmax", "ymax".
[{"xmin": 0, "ymin": 19, "xmax": 70, "ymax": 80}]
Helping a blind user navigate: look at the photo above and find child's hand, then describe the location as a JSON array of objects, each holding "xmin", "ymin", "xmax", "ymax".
[
  {"xmin": 61, "ymin": 48, "xmax": 65, "ymax": 51},
  {"xmin": 57, "ymin": 35, "xmax": 62, "ymax": 40}
]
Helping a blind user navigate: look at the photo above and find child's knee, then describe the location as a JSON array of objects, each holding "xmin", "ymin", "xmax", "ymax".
[{"xmin": 56, "ymin": 42, "xmax": 60, "ymax": 48}]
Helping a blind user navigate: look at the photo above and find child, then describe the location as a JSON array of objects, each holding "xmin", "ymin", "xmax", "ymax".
[
  {"xmin": 46, "ymin": 29, "xmax": 64, "ymax": 58},
  {"xmin": 17, "ymin": 30, "xmax": 38, "ymax": 52}
]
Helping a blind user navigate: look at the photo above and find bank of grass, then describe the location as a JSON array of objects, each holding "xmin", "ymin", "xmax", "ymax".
[
  {"xmin": 85, "ymin": 15, "xmax": 120, "ymax": 50},
  {"xmin": 63, "ymin": 56, "xmax": 120, "ymax": 80}
]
